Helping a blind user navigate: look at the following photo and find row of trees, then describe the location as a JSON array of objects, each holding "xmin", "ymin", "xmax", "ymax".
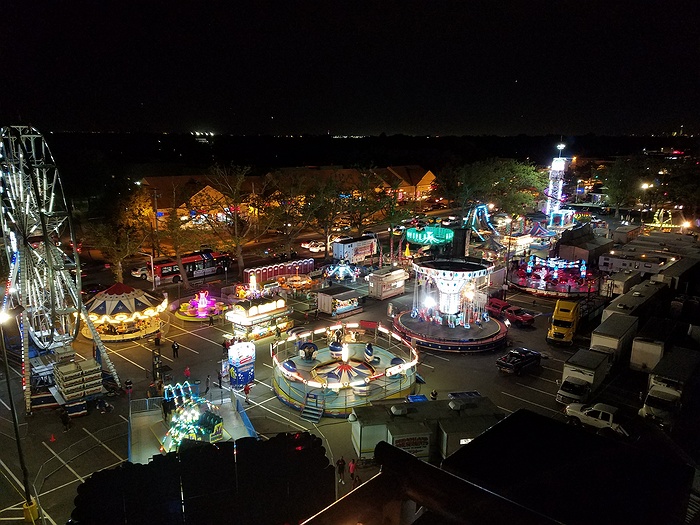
[
  {"xmin": 81, "ymin": 159, "xmax": 550, "ymax": 283},
  {"xmin": 590, "ymin": 156, "xmax": 700, "ymax": 219}
]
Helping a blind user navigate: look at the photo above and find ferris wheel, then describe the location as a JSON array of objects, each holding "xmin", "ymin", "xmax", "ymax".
[{"xmin": 0, "ymin": 126, "xmax": 119, "ymax": 411}]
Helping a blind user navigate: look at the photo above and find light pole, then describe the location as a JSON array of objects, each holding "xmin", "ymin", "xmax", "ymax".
[
  {"xmin": 641, "ymin": 183, "xmax": 654, "ymax": 224},
  {"xmin": 503, "ymin": 218, "xmax": 513, "ymax": 301},
  {"xmin": 0, "ymin": 312, "xmax": 38, "ymax": 520},
  {"xmin": 139, "ymin": 251, "xmax": 156, "ymax": 292}
]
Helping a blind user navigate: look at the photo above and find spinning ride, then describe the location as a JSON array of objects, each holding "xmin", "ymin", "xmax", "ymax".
[
  {"xmin": 393, "ymin": 257, "xmax": 508, "ymax": 352},
  {"xmin": 271, "ymin": 322, "xmax": 419, "ymax": 417},
  {"xmin": 0, "ymin": 126, "xmax": 119, "ymax": 412}
]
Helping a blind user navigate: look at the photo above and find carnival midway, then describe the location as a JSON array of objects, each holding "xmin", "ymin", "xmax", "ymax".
[{"xmin": 1, "ymin": 127, "xmax": 615, "ymax": 521}]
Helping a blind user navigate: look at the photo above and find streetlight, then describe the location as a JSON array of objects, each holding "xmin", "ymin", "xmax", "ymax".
[
  {"xmin": 0, "ymin": 311, "xmax": 38, "ymax": 521},
  {"xmin": 557, "ymin": 143, "xmax": 566, "ymax": 158},
  {"xmin": 641, "ymin": 183, "xmax": 654, "ymax": 224},
  {"xmin": 503, "ymin": 218, "xmax": 513, "ymax": 301},
  {"xmin": 139, "ymin": 252, "xmax": 156, "ymax": 292}
]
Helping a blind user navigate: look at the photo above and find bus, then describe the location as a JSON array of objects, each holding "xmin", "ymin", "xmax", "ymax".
[{"xmin": 149, "ymin": 250, "xmax": 231, "ymax": 284}]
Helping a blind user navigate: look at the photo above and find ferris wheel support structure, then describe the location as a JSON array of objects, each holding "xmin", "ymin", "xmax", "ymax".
[{"xmin": 0, "ymin": 126, "xmax": 119, "ymax": 413}]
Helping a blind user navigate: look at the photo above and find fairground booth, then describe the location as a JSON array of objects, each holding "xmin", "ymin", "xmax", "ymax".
[
  {"xmin": 224, "ymin": 295, "xmax": 293, "ymax": 340},
  {"xmin": 316, "ymin": 285, "xmax": 364, "ymax": 317},
  {"xmin": 81, "ymin": 283, "xmax": 167, "ymax": 342}
]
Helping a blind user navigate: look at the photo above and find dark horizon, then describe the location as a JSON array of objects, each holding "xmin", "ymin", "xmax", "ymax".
[{"xmin": 1, "ymin": 1, "xmax": 698, "ymax": 137}]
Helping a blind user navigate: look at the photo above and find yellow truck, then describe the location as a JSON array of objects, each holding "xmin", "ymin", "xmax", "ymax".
[{"xmin": 546, "ymin": 300, "xmax": 580, "ymax": 345}]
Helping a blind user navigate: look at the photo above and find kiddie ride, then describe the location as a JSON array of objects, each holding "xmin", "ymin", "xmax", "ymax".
[
  {"xmin": 174, "ymin": 290, "xmax": 230, "ymax": 322},
  {"xmin": 160, "ymin": 381, "xmax": 224, "ymax": 453}
]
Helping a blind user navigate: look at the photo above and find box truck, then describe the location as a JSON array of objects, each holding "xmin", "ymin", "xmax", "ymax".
[
  {"xmin": 556, "ymin": 348, "xmax": 610, "ymax": 405},
  {"xmin": 589, "ymin": 313, "xmax": 638, "ymax": 365},
  {"xmin": 638, "ymin": 346, "xmax": 700, "ymax": 430}
]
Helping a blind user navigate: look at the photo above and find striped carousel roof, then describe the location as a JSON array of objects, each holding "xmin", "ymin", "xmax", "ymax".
[{"xmin": 84, "ymin": 283, "xmax": 166, "ymax": 316}]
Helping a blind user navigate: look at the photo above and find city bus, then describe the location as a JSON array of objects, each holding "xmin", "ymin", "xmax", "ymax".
[{"xmin": 149, "ymin": 250, "xmax": 231, "ymax": 284}]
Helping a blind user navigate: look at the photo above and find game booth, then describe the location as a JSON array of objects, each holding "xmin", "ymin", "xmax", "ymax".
[{"xmin": 224, "ymin": 295, "xmax": 293, "ymax": 341}]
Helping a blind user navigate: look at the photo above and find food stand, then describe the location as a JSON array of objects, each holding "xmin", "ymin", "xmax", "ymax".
[{"xmin": 224, "ymin": 295, "xmax": 293, "ymax": 340}]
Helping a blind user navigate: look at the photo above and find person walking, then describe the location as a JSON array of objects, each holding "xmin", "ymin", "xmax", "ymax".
[
  {"xmin": 171, "ymin": 341, "xmax": 179, "ymax": 358},
  {"xmin": 60, "ymin": 408, "xmax": 71, "ymax": 432},
  {"xmin": 336, "ymin": 456, "xmax": 346, "ymax": 484},
  {"xmin": 218, "ymin": 370, "xmax": 225, "ymax": 388},
  {"xmin": 204, "ymin": 375, "xmax": 210, "ymax": 395},
  {"xmin": 348, "ymin": 458, "xmax": 356, "ymax": 481},
  {"xmin": 222, "ymin": 340, "xmax": 228, "ymax": 357},
  {"xmin": 154, "ymin": 330, "xmax": 161, "ymax": 347},
  {"xmin": 243, "ymin": 383, "xmax": 251, "ymax": 404},
  {"xmin": 184, "ymin": 366, "xmax": 191, "ymax": 381},
  {"xmin": 208, "ymin": 315, "xmax": 214, "ymax": 327}
]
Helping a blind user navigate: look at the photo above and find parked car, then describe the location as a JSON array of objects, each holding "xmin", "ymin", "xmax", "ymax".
[
  {"xmin": 131, "ymin": 266, "xmax": 149, "ymax": 280},
  {"xmin": 331, "ymin": 235, "xmax": 352, "ymax": 243},
  {"xmin": 485, "ymin": 298, "xmax": 535, "ymax": 326},
  {"xmin": 300, "ymin": 239, "xmax": 321, "ymax": 249},
  {"xmin": 496, "ymin": 347, "xmax": 542, "ymax": 375},
  {"xmin": 391, "ymin": 225, "xmax": 406, "ymax": 235},
  {"xmin": 308, "ymin": 241, "xmax": 325, "ymax": 253},
  {"xmin": 565, "ymin": 403, "xmax": 629, "ymax": 436}
]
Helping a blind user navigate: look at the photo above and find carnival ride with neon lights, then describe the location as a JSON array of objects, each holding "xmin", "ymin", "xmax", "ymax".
[
  {"xmin": 393, "ymin": 257, "xmax": 508, "ymax": 352},
  {"xmin": 509, "ymin": 255, "xmax": 600, "ymax": 296},
  {"xmin": 160, "ymin": 381, "xmax": 225, "ymax": 453},
  {"xmin": 0, "ymin": 126, "xmax": 120, "ymax": 412},
  {"xmin": 462, "ymin": 204, "xmax": 498, "ymax": 242},
  {"xmin": 174, "ymin": 289, "xmax": 230, "ymax": 322},
  {"xmin": 271, "ymin": 322, "xmax": 419, "ymax": 417}
]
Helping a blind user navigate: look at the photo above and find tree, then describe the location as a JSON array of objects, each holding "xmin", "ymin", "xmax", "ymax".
[
  {"xmin": 83, "ymin": 187, "xmax": 151, "ymax": 283},
  {"xmin": 602, "ymin": 157, "xmax": 647, "ymax": 218},
  {"xmin": 264, "ymin": 170, "xmax": 319, "ymax": 257},
  {"xmin": 204, "ymin": 164, "xmax": 272, "ymax": 278},
  {"xmin": 376, "ymin": 177, "xmax": 414, "ymax": 263},
  {"xmin": 308, "ymin": 174, "xmax": 349, "ymax": 257}
]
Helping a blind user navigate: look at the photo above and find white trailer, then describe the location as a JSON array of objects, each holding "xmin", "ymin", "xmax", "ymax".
[
  {"xmin": 589, "ymin": 313, "xmax": 638, "ymax": 365},
  {"xmin": 332, "ymin": 237, "xmax": 377, "ymax": 264},
  {"xmin": 556, "ymin": 349, "xmax": 610, "ymax": 405},
  {"xmin": 639, "ymin": 346, "xmax": 700, "ymax": 430}
]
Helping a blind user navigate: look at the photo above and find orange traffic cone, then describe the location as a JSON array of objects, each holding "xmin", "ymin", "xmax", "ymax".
[{"xmin": 49, "ymin": 434, "xmax": 56, "ymax": 443}]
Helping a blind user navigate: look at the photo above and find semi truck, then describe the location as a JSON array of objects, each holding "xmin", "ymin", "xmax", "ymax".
[
  {"xmin": 556, "ymin": 348, "xmax": 610, "ymax": 405},
  {"xmin": 588, "ymin": 313, "xmax": 638, "ymax": 365},
  {"xmin": 638, "ymin": 346, "xmax": 700, "ymax": 430},
  {"xmin": 546, "ymin": 297, "xmax": 606, "ymax": 346}
]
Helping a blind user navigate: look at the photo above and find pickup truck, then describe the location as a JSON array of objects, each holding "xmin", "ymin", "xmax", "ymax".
[
  {"xmin": 565, "ymin": 402, "xmax": 628, "ymax": 436},
  {"xmin": 485, "ymin": 298, "xmax": 534, "ymax": 326}
]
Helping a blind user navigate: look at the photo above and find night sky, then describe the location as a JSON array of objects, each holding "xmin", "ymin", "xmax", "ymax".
[{"xmin": 1, "ymin": 1, "xmax": 698, "ymax": 136}]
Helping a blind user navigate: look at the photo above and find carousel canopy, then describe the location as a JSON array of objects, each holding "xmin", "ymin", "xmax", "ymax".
[{"xmin": 84, "ymin": 283, "xmax": 166, "ymax": 317}]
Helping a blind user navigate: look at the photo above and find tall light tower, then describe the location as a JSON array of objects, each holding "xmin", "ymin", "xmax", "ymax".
[{"xmin": 546, "ymin": 143, "xmax": 567, "ymax": 227}]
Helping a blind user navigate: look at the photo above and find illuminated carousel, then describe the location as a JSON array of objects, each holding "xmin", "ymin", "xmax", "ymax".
[
  {"xmin": 271, "ymin": 322, "xmax": 419, "ymax": 418},
  {"xmin": 81, "ymin": 283, "xmax": 167, "ymax": 342},
  {"xmin": 393, "ymin": 257, "xmax": 508, "ymax": 352}
]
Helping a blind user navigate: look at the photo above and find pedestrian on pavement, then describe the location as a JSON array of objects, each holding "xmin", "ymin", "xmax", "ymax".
[
  {"xmin": 275, "ymin": 326, "xmax": 281, "ymax": 339},
  {"xmin": 218, "ymin": 370, "xmax": 224, "ymax": 388},
  {"xmin": 60, "ymin": 408, "xmax": 71, "ymax": 432},
  {"xmin": 244, "ymin": 383, "xmax": 251, "ymax": 404},
  {"xmin": 430, "ymin": 389, "xmax": 438, "ymax": 401},
  {"xmin": 336, "ymin": 456, "xmax": 346, "ymax": 484},
  {"xmin": 204, "ymin": 375, "xmax": 210, "ymax": 394},
  {"xmin": 348, "ymin": 458, "xmax": 356, "ymax": 481},
  {"xmin": 184, "ymin": 366, "xmax": 191, "ymax": 381},
  {"xmin": 172, "ymin": 341, "xmax": 179, "ymax": 358},
  {"xmin": 222, "ymin": 340, "xmax": 228, "ymax": 357},
  {"xmin": 314, "ymin": 309, "xmax": 319, "ymax": 320},
  {"xmin": 209, "ymin": 315, "xmax": 214, "ymax": 326},
  {"xmin": 304, "ymin": 312, "xmax": 309, "ymax": 324},
  {"xmin": 154, "ymin": 330, "xmax": 161, "ymax": 347}
]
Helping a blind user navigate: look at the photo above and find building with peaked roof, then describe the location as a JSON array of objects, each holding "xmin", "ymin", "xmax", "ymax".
[{"xmin": 374, "ymin": 165, "xmax": 436, "ymax": 203}]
